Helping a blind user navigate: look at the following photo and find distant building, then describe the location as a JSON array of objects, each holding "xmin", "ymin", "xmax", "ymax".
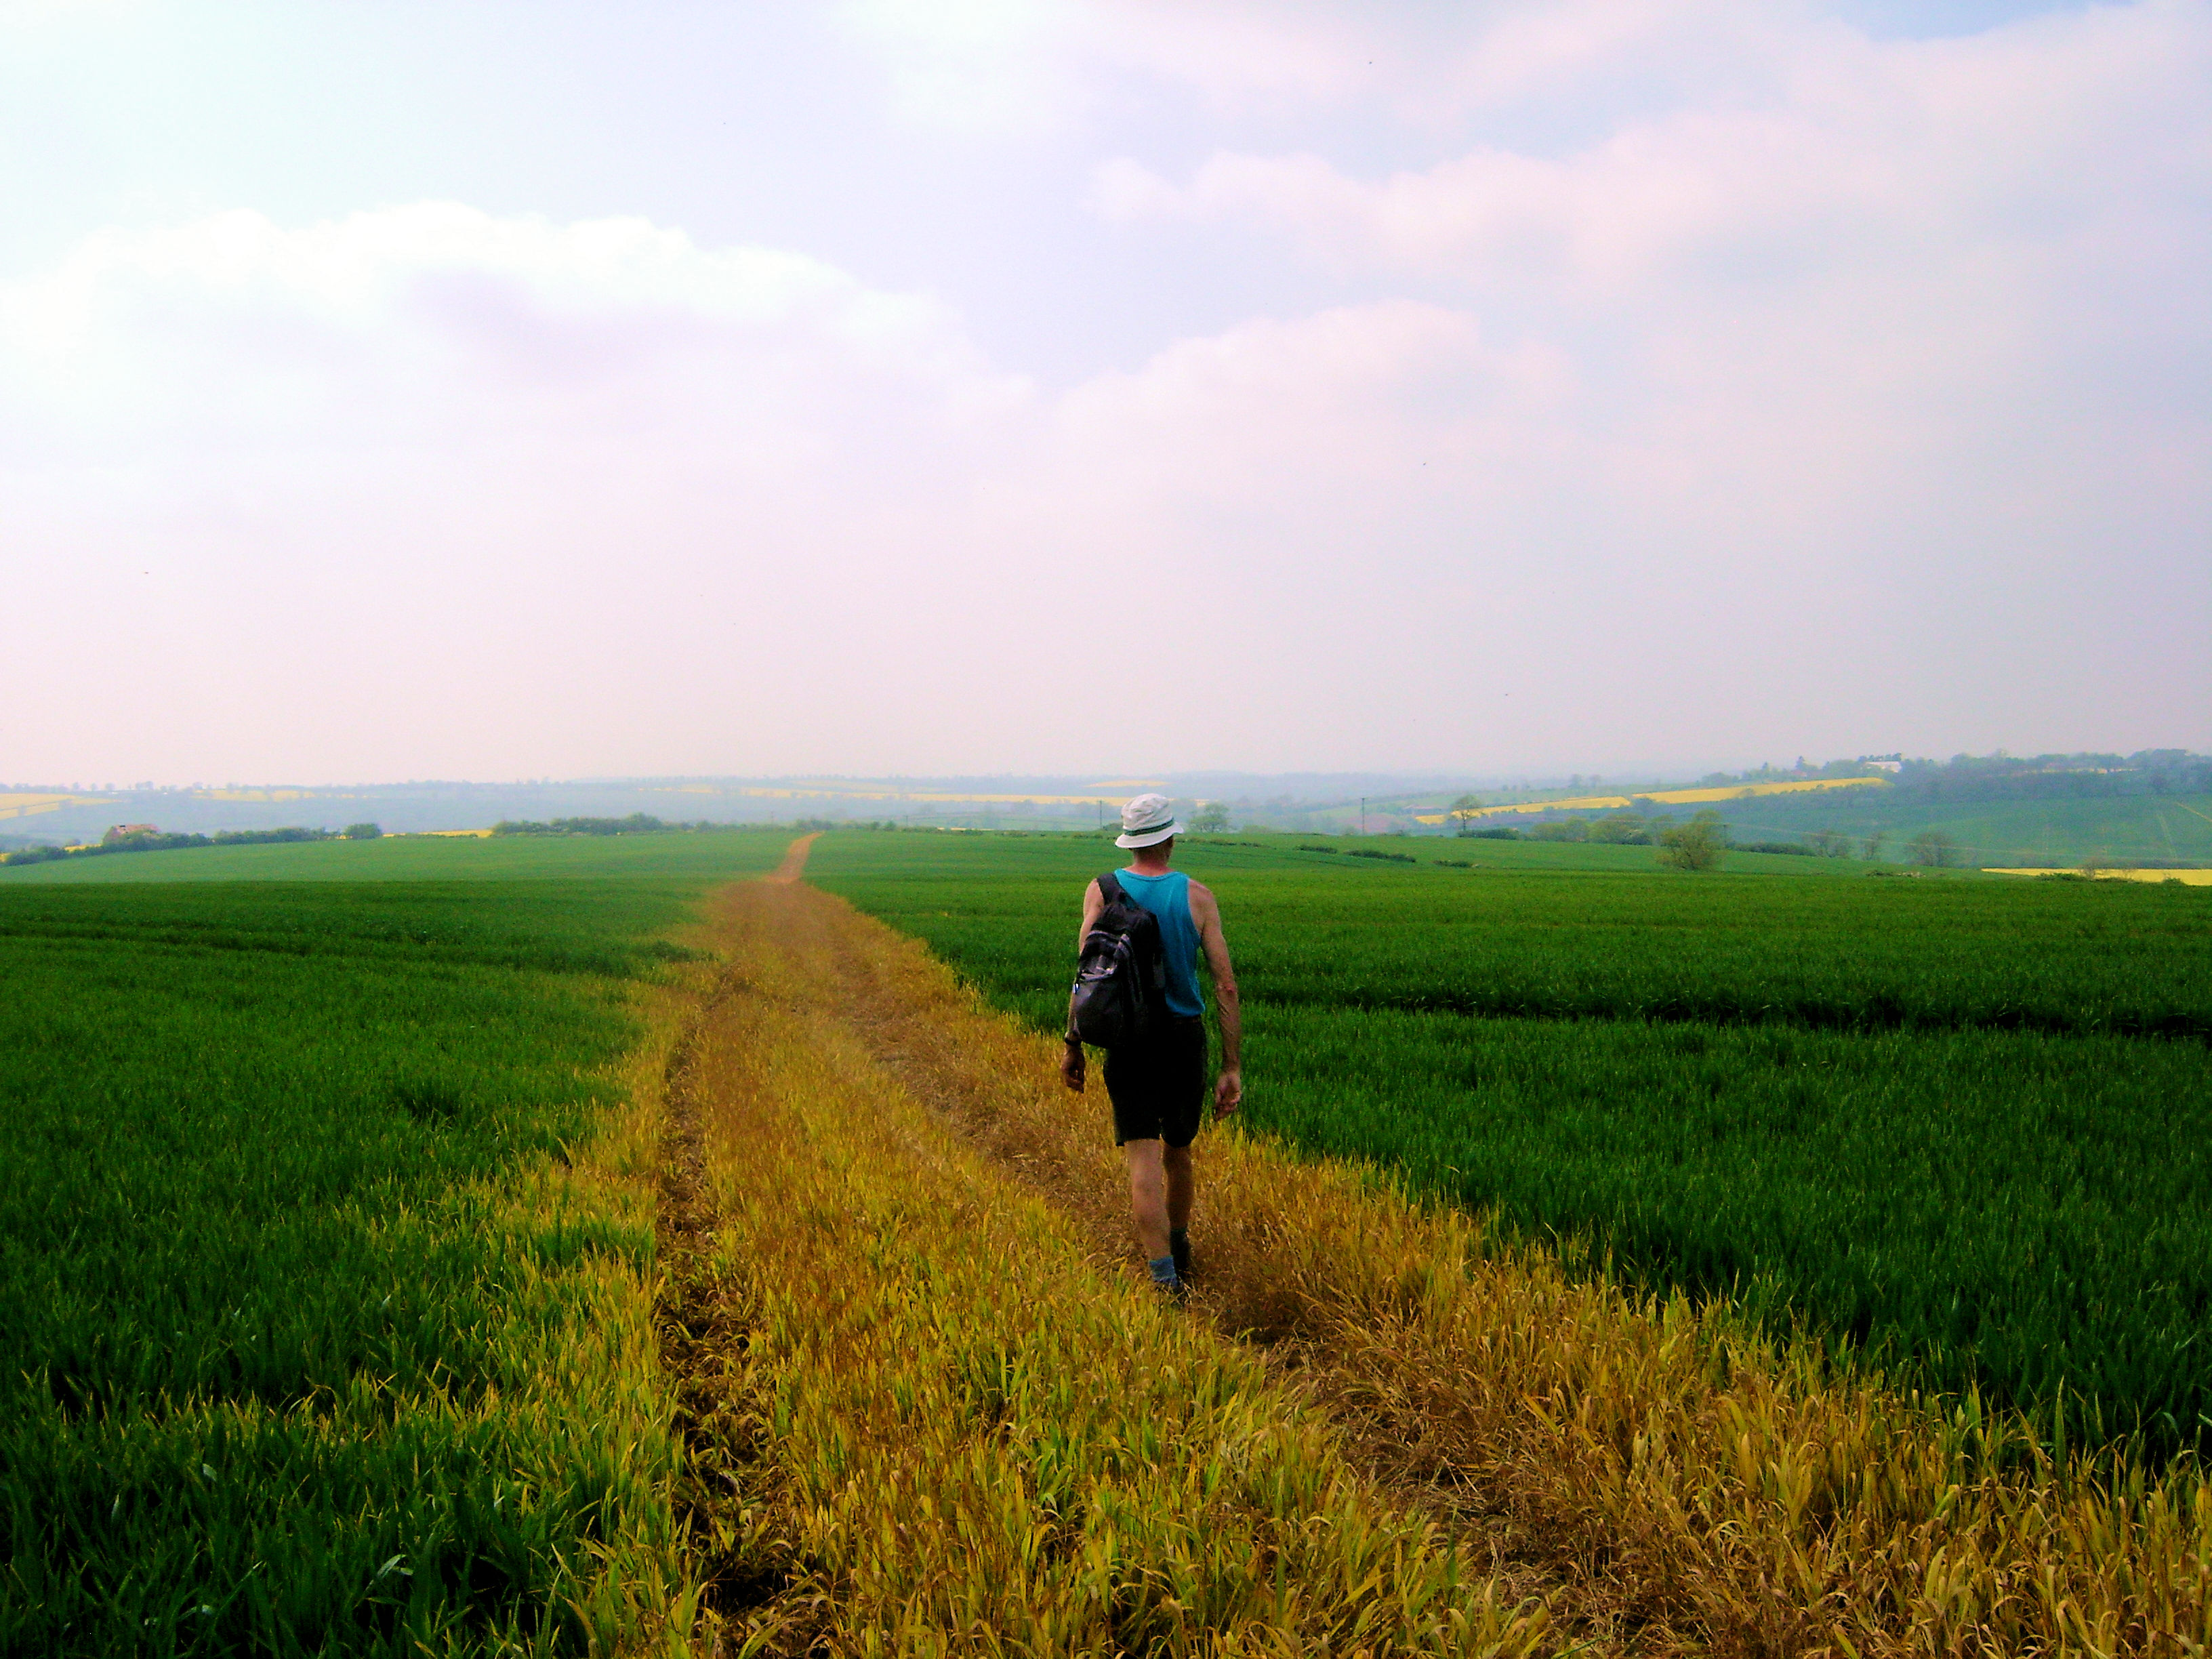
[
  {"xmin": 102, "ymin": 823, "xmax": 159, "ymax": 844},
  {"xmin": 1864, "ymin": 761, "xmax": 1902, "ymax": 774}
]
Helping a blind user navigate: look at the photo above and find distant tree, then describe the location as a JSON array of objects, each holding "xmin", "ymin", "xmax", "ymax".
[
  {"xmin": 344, "ymin": 822, "xmax": 383, "ymax": 840},
  {"xmin": 1191, "ymin": 802, "xmax": 1231, "ymax": 833},
  {"xmin": 1862, "ymin": 830, "xmax": 1889, "ymax": 861},
  {"xmin": 1805, "ymin": 827, "xmax": 1851, "ymax": 858},
  {"xmin": 1657, "ymin": 810, "xmax": 1727, "ymax": 872},
  {"xmin": 1449, "ymin": 793, "xmax": 1484, "ymax": 836},
  {"xmin": 1908, "ymin": 829, "xmax": 1956, "ymax": 867}
]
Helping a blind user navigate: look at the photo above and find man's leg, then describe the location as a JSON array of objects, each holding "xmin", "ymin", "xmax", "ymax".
[
  {"xmin": 1163, "ymin": 1142, "xmax": 1195, "ymax": 1284},
  {"xmin": 1123, "ymin": 1138, "xmax": 1172, "ymax": 1263},
  {"xmin": 1164, "ymin": 1143, "xmax": 1193, "ymax": 1231},
  {"xmin": 1161, "ymin": 1019, "xmax": 1204, "ymax": 1280}
]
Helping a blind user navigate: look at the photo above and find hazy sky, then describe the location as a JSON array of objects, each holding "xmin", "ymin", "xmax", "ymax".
[{"xmin": 3, "ymin": 0, "xmax": 2206, "ymax": 784}]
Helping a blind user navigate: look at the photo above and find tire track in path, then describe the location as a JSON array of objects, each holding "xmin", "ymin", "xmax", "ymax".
[{"xmin": 652, "ymin": 958, "xmax": 777, "ymax": 1635}]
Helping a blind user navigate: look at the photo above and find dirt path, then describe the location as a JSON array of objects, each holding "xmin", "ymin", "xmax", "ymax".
[
  {"xmin": 662, "ymin": 855, "xmax": 1694, "ymax": 1654},
  {"xmin": 765, "ymin": 830, "xmax": 819, "ymax": 883},
  {"xmin": 652, "ymin": 861, "xmax": 1573, "ymax": 1655}
]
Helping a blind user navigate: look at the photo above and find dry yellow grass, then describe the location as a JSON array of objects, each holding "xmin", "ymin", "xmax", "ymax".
[
  {"xmin": 661, "ymin": 879, "xmax": 1557, "ymax": 1656},
  {"xmin": 660, "ymin": 863, "xmax": 2209, "ymax": 1656}
]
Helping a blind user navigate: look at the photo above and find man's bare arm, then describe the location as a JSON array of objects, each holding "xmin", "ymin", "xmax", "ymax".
[
  {"xmin": 1187, "ymin": 879, "xmax": 1242, "ymax": 1115},
  {"xmin": 1067, "ymin": 877, "xmax": 1105, "ymax": 1028},
  {"xmin": 1061, "ymin": 878, "xmax": 1104, "ymax": 1092},
  {"xmin": 1074, "ymin": 876, "xmax": 1105, "ymax": 951}
]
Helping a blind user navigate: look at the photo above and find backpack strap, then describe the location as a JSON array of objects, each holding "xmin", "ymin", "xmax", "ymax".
[{"xmin": 1097, "ymin": 870, "xmax": 1126, "ymax": 905}]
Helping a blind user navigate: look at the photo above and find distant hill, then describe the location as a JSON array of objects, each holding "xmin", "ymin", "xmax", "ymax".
[
  {"xmin": 5, "ymin": 751, "xmax": 2205, "ymax": 866},
  {"xmin": 1347, "ymin": 751, "xmax": 2212, "ymax": 867}
]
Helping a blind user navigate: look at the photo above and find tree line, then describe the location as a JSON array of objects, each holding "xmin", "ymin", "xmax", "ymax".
[{"xmin": 0, "ymin": 823, "xmax": 382, "ymax": 869}]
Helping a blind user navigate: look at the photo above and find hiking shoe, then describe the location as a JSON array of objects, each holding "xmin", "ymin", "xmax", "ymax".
[
  {"xmin": 1148, "ymin": 1254, "xmax": 1188, "ymax": 1305},
  {"xmin": 1169, "ymin": 1229, "xmax": 1192, "ymax": 1286}
]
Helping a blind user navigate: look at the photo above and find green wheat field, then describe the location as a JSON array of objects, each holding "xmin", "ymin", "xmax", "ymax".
[{"xmin": 5, "ymin": 825, "xmax": 2208, "ymax": 1652}]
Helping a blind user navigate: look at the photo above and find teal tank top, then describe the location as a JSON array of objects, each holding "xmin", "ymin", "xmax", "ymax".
[{"xmin": 1114, "ymin": 869, "xmax": 1204, "ymax": 1018}]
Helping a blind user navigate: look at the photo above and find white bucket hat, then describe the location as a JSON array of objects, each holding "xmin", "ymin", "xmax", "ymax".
[{"xmin": 1114, "ymin": 792, "xmax": 1183, "ymax": 849}]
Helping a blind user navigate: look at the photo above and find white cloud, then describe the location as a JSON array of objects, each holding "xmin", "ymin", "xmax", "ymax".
[
  {"xmin": 0, "ymin": 205, "xmax": 1047, "ymax": 779},
  {"xmin": 1097, "ymin": 3, "xmax": 2212, "ymax": 298},
  {"xmin": 841, "ymin": 0, "xmax": 1803, "ymax": 132},
  {"xmin": 2, "ymin": 3, "xmax": 2205, "ymax": 781},
  {"xmin": 833, "ymin": 0, "xmax": 1088, "ymax": 133},
  {"xmin": 0, "ymin": 205, "xmax": 1672, "ymax": 778},
  {"xmin": 1083, "ymin": 3, "xmax": 2212, "ymax": 632},
  {"xmin": 2, "ymin": 203, "xmax": 1002, "ymax": 432}
]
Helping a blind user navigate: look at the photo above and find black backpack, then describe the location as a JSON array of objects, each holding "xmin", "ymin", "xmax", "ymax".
[{"xmin": 1069, "ymin": 872, "xmax": 1166, "ymax": 1048}]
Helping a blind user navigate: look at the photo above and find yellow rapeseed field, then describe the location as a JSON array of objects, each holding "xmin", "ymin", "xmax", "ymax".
[
  {"xmin": 0, "ymin": 792, "xmax": 102, "ymax": 821},
  {"xmin": 1990, "ymin": 868, "xmax": 2212, "ymax": 886},
  {"xmin": 1418, "ymin": 777, "xmax": 1888, "ymax": 825}
]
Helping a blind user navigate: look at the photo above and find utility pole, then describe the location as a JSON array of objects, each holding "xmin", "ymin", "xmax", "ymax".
[{"xmin": 1359, "ymin": 796, "xmax": 1366, "ymax": 836}]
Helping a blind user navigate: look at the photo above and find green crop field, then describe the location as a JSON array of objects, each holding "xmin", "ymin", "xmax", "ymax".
[
  {"xmin": 817, "ymin": 833, "xmax": 2211, "ymax": 1040},
  {"xmin": 1231, "ymin": 827, "xmax": 1898, "ymax": 876},
  {"xmin": 806, "ymin": 828, "xmax": 2212, "ymax": 1454},
  {"xmin": 1728, "ymin": 791, "xmax": 2212, "ymax": 867},
  {"xmin": 0, "ymin": 831, "xmax": 789, "ymax": 1655},
  {"xmin": 0, "ymin": 830, "xmax": 790, "ymax": 884}
]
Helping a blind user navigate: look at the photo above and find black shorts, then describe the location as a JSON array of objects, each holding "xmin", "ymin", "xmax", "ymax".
[{"xmin": 1104, "ymin": 1016, "xmax": 1208, "ymax": 1147}]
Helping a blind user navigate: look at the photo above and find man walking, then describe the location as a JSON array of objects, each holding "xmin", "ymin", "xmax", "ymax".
[{"xmin": 1062, "ymin": 793, "xmax": 1242, "ymax": 1297}]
